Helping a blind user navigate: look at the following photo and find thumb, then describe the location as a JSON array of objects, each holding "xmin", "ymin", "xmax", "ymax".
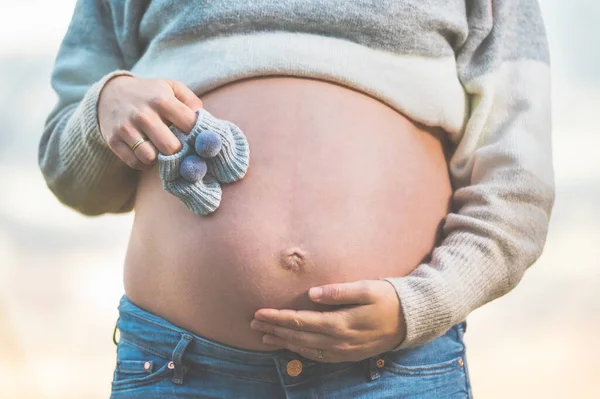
[{"xmin": 308, "ymin": 280, "xmax": 376, "ymax": 305}]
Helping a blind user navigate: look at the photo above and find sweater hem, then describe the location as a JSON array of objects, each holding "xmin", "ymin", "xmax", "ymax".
[{"xmin": 131, "ymin": 31, "xmax": 468, "ymax": 136}]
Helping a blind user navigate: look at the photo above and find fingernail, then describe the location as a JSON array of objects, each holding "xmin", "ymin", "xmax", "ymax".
[
  {"xmin": 254, "ymin": 311, "xmax": 267, "ymax": 321},
  {"xmin": 310, "ymin": 287, "xmax": 322, "ymax": 300}
]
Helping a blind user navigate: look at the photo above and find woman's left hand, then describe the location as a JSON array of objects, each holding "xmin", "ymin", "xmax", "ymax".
[{"xmin": 250, "ymin": 280, "xmax": 407, "ymax": 363}]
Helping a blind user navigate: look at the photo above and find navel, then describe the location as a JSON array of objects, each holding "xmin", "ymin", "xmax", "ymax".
[{"xmin": 280, "ymin": 247, "xmax": 309, "ymax": 273}]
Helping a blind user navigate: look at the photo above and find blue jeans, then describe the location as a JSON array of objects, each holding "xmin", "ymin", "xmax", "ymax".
[{"xmin": 110, "ymin": 295, "xmax": 473, "ymax": 398}]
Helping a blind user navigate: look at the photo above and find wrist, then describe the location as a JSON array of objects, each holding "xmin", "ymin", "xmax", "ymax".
[
  {"xmin": 380, "ymin": 278, "xmax": 407, "ymax": 349},
  {"xmin": 100, "ymin": 73, "xmax": 134, "ymax": 101}
]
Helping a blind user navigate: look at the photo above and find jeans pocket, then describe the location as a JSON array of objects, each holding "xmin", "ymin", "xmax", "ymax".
[
  {"xmin": 384, "ymin": 354, "xmax": 464, "ymax": 376},
  {"xmin": 374, "ymin": 324, "xmax": 470, "ymax": 398},
  {"xmin": 383, "ymin": 323, "xmax": 466, "ymax": 377},
  {"xmin": 111, "ymin": 339, "xmax": 173, "ymax": 392}
]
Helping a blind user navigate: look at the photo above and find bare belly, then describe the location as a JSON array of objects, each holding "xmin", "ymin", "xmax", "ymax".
[{"xmin": 123, "ymin": 76, "xmax": 452, "ymax": 350}]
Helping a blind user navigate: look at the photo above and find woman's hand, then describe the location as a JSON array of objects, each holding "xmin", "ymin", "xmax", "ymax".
[
  {"xmin": 250, "ymin": 280, "xmax": 407, "ymax": 363},
  {"xmin": 98, "ymin": 76, "xmax": 204, "ymax": 170}
]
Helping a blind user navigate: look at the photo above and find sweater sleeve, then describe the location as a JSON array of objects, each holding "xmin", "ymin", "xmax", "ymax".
[
  {"xmin": 383, "ymin": 0, "xmax": 556, "ymax": 349},
  {"xmin": 38, "ymin": 0, "xmax": 138, "ymax": 216}
]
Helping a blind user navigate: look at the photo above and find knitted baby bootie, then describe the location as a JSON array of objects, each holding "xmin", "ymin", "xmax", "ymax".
[
  {"xmin": 157, "ymin": 140, "xmax": 222, "ymax": 215},
  {"xmin": 156, "ymin": 108, "xmax": 250, "ymax": 216},
  {"xmin": 172, "ymin": 108, "xmax": 250, "ymax": 184}
]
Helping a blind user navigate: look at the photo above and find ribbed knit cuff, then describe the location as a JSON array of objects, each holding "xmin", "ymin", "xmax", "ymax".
[
  {"xmin": 381, "ymin": 274, "xmax": 456, "ymax": 351},
  {"xmin": 80, "ymin": 69, "xmax": 135, "ymax": 149},
  {"xmin": 59, "ymin": 69, "xmax": 136, "ymax": 191}
]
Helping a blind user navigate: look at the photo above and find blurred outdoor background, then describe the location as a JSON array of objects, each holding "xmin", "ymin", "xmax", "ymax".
[{"xmin": 0, "ymin": 1, "xmax": 598, "ymax": 398}]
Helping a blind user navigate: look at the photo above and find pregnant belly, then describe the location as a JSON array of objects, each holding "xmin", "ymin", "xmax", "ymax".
[{"xmin": 123, "ymin": 76, "xmax": 452, "ymax": 350}]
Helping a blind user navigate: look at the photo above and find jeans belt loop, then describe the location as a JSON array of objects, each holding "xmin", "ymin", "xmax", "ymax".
[
  {"xmin": 363, "ymin": 356, "xmax": 381, "ymax": 382},
  {"xmin": 171, "ymin": 333, "xmax": 193, "ymax": 385}
]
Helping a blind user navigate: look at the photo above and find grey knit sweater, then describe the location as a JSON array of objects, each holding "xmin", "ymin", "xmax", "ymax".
[{"xmin": 38, "ymin": 0, "xmax": 555, "ymax": 350}]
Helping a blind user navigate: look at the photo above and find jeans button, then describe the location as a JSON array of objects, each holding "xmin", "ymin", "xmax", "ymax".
[{"xmin": 286, "ymin": 359, "xmax": 303, "ymax": 376}]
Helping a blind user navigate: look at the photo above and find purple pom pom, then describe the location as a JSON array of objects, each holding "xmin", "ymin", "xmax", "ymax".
[
  {"xmin": 180, "ymin": 155, "xmax": 207, "ymax": 182},
  {"xmin": 195, "ymin": 130, "xmax": 222, "ymax": 158}
]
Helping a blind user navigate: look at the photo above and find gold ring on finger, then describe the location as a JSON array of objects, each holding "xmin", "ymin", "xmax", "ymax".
[{"xmin": 130, "ymin": 137, "xmax": 148, "ymax": 152}]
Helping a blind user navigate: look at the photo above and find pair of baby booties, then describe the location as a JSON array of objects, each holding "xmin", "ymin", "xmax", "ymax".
[{"xmin": 157, "ymin": 108, "xmax": 250, "ymax": 215}]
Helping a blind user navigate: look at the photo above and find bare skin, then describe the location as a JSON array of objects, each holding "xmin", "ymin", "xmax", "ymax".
[{"xmin": 115, "ymin": 76, "xmax": 452, "ymax": 352}]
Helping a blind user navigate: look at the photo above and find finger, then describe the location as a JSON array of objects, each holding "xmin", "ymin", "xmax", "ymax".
[
  {"xmin": 262, "ymin": 335, "xmax": 337, "ymax": 363},
  {"xmin": 125, "ymin": 131, "xmax": 158, "ymax": 165},
  {"xmin": 169, "ymin": 80, "xmax": 204, "ymax": 111},
  {"xmin": 151, "ymin": 95, "xmax": 198, "ymax": 134},
  {"xmin": 309, "ymin": 280, "xmax": 377, "ymax": 306},
  {"xmin": 132, "ymin": 140, "xmax": 158, "ymax": 165},
  {"xmin": 132, "ymin": 109, "xmax": 183, "ymax": 155},
  {"xmin": 111, "ymin": 140, "xmax": 153, "ymax": 171},
  {"xmin": 108, "ymin": 124, "xmax": 153, "ymax": 170},
  {"xmin": 250, "ymin": 320, "xmax": 338, "ymax": 348},
  {"xmin": 253, "ymin": 308, "xmax": 342, "ymax": 335}
]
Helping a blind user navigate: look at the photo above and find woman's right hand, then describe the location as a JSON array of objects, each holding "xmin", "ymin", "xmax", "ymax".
[{"xmin": 98, "ymin": 76, "xmax": 204, "ymax": 170}]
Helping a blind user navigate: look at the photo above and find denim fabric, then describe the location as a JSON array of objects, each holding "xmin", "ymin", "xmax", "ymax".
[{"xmin": 110, "ymin": 295, "xmax": 473, "ymax": 398}]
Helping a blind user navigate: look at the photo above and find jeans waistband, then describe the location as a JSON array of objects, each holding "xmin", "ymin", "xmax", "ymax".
[{"xmin": 114, "ymin": 294, "xmax": 381, "ymax": 385}]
